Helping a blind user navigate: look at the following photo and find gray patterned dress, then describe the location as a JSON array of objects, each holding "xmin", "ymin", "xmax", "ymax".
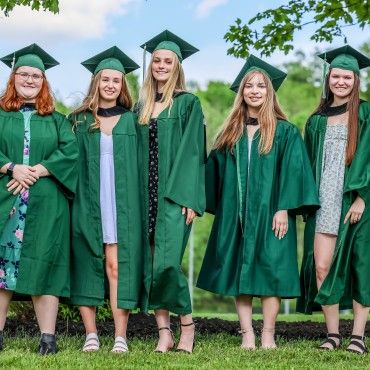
[{"xmin": 315, "ymin": 123, "xmax": 348, "ymax": 235}]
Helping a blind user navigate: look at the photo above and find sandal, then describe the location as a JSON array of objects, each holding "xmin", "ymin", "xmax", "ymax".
[
  {"xmin": 319, "ymin": 333, "xmax": 341, "ymax": 350},
  {"xmin": 82, "ymin": 333, "xmax": 100, "ymax": 352},
  {"xmin": 176, "ymin": 322, "xmax": 195, "ymax": 354},
  {"xmin": 154, "ymin": 327, "xmax": 175, "ymax": 353},
  {"xmin": 347, "ymin": 335, "xmax": 368, "ymax": 355},
  {"xmin": 111, "ymin": 336, "xmax": 129, "ymax": 353},
  {"xmin": 238, "ymin": 327, "xmax": 255, "ymax": 350},
  {"xmin": 261, "ymin": 327, "xmax": 277, "ymax": 349}
]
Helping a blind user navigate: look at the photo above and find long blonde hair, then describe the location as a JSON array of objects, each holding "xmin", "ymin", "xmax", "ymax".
[
  {"xmin": 72, "ymin": 70, "xmax": 132, "ymax": 130},
  {"xmin": 214, "ymin": 70, "xmax": 287, "ymax": 154},
  {"xmin": 138, "ymin": 50, "xmax": 186, "ymax": 124}
]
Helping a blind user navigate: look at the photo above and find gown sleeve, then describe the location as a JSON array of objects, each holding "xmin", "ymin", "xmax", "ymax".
[
  {"xmin": 205, "ymin": 149, "xmax": 226, "ymax": 215},
  {"xmin": 344, "ymin": 103, "xmax": 370, "ymax": 204},
  {"xmin": 0, "ymin": 150, "xmax": 11, "ymax": 179},
  {"xmin": 277, "ymin": 124, "xmax": 320, "ymax": 215},
  {"xmin": 164, "ymin": 96, "xmax": 206, "ymax": 215},
  {"xmin": 40, "ymin": 113, "xmax": 79, "ymax": 199}
]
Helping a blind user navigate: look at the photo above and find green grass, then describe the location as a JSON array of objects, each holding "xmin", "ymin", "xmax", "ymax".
[{"xmin": 1, "ymin": 334, "xmax": 369, "ymax": 369}]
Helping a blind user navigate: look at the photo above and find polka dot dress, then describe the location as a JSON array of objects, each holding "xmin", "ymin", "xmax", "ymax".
[{"xmin": 148, "ymin": 117, "xmax": 159, "ymax": 238}]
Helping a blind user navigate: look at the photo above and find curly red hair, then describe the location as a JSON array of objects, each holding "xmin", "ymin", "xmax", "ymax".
[{"xmin": 0, "ymin": 71, "xmax": 54, "ymax": 115}]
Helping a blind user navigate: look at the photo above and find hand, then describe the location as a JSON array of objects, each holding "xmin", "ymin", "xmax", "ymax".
[
  {"xmin": 182, "ymin": 207, "xmax": 196, "ymax": 225},
  {"xmin": 12, "ymin": 164, "xmax": 38, "ymax": 188},
  {"xmin": 31, "ymin": 164, "xmax": 49, "ymax": 178},
  {"xmin": 6, "ymin": 179, "xmax": 28, "ymax": 195},
  {"xmin": 272, "ymin": 210, "xmax": 288, "ymax": 239},
  {"xmin": 344, "ymin": 196, "xmax": 365, "ymax": 224}
]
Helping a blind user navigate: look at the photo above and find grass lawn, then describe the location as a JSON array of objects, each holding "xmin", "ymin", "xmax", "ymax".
[{"xmin": 1, "ymin": 334, "xmax": 369, "ymax": 369}]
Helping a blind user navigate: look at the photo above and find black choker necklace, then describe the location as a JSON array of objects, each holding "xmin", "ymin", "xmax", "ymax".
[
  {"xmin": 245, "ymin": 117, "xmax": 259, "ymax": 126},
  {"xmin": 97, "ymin": 105, "xmax": 127, "ymax": 117},
  {"xmin": 155, "ymin": 92, "xmax": 163, "ymax": 102},
  {"xmin": 320, "ymin": 102, "xmax": 348, "ymax": 117}
]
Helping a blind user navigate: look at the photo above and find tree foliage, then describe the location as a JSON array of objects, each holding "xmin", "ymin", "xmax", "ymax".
[
  {"xmin": 225, "ymin": 0, "xmax": 369, "ymax": 58},
  {"xmin": 0, "ymin": 0, "xmax": 59, "ymax": 15}
]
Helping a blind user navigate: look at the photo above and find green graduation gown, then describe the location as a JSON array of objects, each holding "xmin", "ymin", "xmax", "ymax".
[
  {"xmin": 297, "ymin": 101, "xmax": 370, "ymax": 313},
  {"xmin": 0, "ymin": 109, "xmax": 78, "ymax": 297},
  {"xmin": 197, "ymin": 121, "xmax": 319, "ymax": 298},
  {"xmin": 138, "ymin": 93, "xmax": 206, "ymax": 315},
  {"xmin": 70, "ymin": 111, "xmax": 143, "ymax": 309}
]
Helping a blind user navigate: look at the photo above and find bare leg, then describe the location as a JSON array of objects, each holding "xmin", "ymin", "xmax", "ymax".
[
  {"xmin": 0, "ymin": 290, "xmax": 13, "ymax": 330},
  {"xmin": 314, "ymin": 233, "xmax": 340, "ymax": 348},
  {"xmin": 32, "ymin": 295, "xmax": 59, "ymax": 334},
  {"xmin": 80, "ymin": 306, "xmax": 97, "ymax": 334},
  {"xmin": 347, "ymin": 300, "xmax": 370, "ymax": 353},
  {"xmin": 235, "ymin": 295, "xmax": 255, "ymax": 349},
  {"xmin": 105, "ymin": 244, "xmax": 129, "ymax": 339},
  {"xmin": 261, "ymin": 296, "xmax": 280, "ymax": 349},
  {"xmin": 314, "ymin": 233, "xmax": 337, "ymax": 290},
  {"xmin": 154, "ymin": 309, "xmax": 174, "ymax": 352},
  {"xmin": 177, "ymin": 313, "xmax": 195, "ymax": 353}
]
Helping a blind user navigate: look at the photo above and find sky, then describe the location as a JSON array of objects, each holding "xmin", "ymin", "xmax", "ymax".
[{"xmin": 0, "ymin": 0, "xmax": 369, "ymax": 105}]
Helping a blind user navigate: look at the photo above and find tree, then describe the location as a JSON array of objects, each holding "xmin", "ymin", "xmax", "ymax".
[
  {"xmin": 0, "ymin": 0, "xmax": 59, "ymax": 15},
  {"xmin": 225, "ymin": 0, "xmax": 369, "ymax": 58}
]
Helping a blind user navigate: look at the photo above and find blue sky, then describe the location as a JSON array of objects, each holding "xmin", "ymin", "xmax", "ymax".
[{"xmin": 0, "ymin": 0, "xmax": 369, "ymax": 105}]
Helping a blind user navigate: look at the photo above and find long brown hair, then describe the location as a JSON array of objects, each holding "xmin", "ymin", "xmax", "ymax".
[
  {"xmin": 214, "ymin": 70, "xmax": 287, "ymax": 153},
  {"xmin": 0, "ymin": 71, "xmax": 54, "ymax": 115},
  {"xmin": 72, "ymin": 70, "xmax": 132, "ymax": 130},
  {"xmin": 313, "ymin": 69, "xmax": 360, "ymax": 165},
  {"xmin": 138, "ymin": 50, "xmax": 186, "ymax": 124}
]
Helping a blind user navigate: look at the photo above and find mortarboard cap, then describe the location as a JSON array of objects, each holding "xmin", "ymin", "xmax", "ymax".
[
  {"xmin": 140, "ymin": 30, "xmax": 198, "ymax": 62},
  {"xmin": 230, "ymin": 54, "xmax": 287, "ymax": 92},
  {"xmin": 317, "ymin": 45, "xmax": 370, "ymax": 75},
  {"xmin": 81, "ymin": 46, "xmax": 139, "ymax": 75},
  {"xmin": 0, "ymin": 43, "xmax": 59, "ymax": 72}
]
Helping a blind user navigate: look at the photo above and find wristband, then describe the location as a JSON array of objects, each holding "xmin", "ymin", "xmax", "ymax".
[{"xmin": 6, "ymin": 163, "xmax": 15, "ymax": 177}]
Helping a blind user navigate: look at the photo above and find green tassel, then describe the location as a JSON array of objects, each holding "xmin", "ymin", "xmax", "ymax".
[{"xmin": 321, "ymin": 52, "xmax": 329, "ymax": 99}]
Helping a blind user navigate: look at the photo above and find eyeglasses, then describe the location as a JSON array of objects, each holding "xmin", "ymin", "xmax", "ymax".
[{"xmin": 15, "ymin": 72, "xmax": 43, "ymax": 83}]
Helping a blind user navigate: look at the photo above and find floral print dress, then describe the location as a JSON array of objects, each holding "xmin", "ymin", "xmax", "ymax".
[{"xmin": 0, "ymin": 107, "xmax": 33, "ymax": 290}]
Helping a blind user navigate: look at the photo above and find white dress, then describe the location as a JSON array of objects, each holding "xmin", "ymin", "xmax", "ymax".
[{"xmin": 100, "ymin": 132, "xmax": 117, "ymax": 243}]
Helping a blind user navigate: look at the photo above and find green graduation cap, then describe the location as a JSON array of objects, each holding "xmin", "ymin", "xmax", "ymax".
[
  {"xmin": 81, "ymin": 46, "xmax": 139, "ymax": 75},
  {"xmin": 0, "ymin": 43, "xmax": 59, "ymax": 72},
  {"xmin": 230, "ymin": 54, "xmax": 287, "ymax": 92},
  {"xmin": 140, "ymin": 29, "xmax": 199, "ymax": 62},
  {"xmin": 317, "ymin": 45, "xmax": 370, "ymax": 75}
]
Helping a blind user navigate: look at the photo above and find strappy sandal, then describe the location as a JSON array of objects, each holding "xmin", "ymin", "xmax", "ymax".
[
  {"xmin": 261, "ymin": 327, "xmax": 277, "ymax": 349},
  {"xmin": 318, "ymin": 333, "xmax": 341, "ymax": 350},
  {"xmin": 176, "ymin": 322, "xmax": 195, "ymax": 354},
  {"xmin": 154, "ymin": 327, "xmax": 175, "ymax": 353},
  {"xmin": 238, "ymin": 327, "xmax": 255, "ymax": 350},
  {"xmin": 82, "ymin": 333, "xmax": 100, "ymax": 352},
  {"xmin": 346, "ymin": 335, "xmax": 368, "ymax": 355},
  {"xmin": 111, "ymin": 336, "xmax": 129, "ymax": 353}
]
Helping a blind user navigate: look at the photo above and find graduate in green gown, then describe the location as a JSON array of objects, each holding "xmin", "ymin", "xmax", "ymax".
[
  {"xmin": 69, "ymin": 47, "xmax": 141, "ymax": 353},
  {"xmin": 137, "ymin": 30, "xmax": 206, "ymax": 353},
  {"xmin": 0, "ymin": 44, "xmax": 78, "ymax": 354},
  {"xmin": 196, "ymin": 55, "xmax": 319, "ymax": 349},
  {"xmin": 297, "ymin": 46, "xmax": 370, "ymax": 354}
]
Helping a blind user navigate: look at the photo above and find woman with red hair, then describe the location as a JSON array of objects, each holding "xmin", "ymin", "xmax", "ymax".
[{"xmin": 0, "ymin": 44, "xmax": 78, "ymax": 354}]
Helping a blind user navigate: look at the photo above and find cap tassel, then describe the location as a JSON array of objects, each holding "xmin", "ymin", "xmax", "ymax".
[
  {"xmin": 11, "ymin": 53, "xmax": 16, "ymax": 71},
  {"xmin": 321, "ymin": 52, "xmax": 329, "ymax": 99},
  {"xmin": 142, "ymin": 44, "xmax": 147, "ymax": 83}
]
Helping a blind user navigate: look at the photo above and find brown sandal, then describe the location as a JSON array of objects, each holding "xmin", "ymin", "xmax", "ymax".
[
  {"xmin": 347, "ymin": 335, "xmax": 368, "ymax": 355},
  {"xmin": 154, "ymin": 327, "xmax": 175, "ymax": 353},
  {"xmin": 319, "ymin": 333, "xmax": 341, "ymax": 350},
  {"xmin": 176, "ymin": 322, "xmax": 195, "ymax": 354}
]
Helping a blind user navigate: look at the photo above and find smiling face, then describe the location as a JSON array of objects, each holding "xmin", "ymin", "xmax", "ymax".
[
  {"xmin": 151, "ymin": 49, "xmax": 176, "ymax": 87},
  {"xmin": 98, "ymin": 69, "xmax": 123, "ymax": 105},
  {"xmin": 14, "ymin": 66, "xmax": 43, "ymax": 102},
  {"xmin": 328, "ymin": 68, "xmax": 355, "ymax": 100},
  {"xmin": 243, "ymin": 72, "xmax": 268, "ymax": 112}
]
